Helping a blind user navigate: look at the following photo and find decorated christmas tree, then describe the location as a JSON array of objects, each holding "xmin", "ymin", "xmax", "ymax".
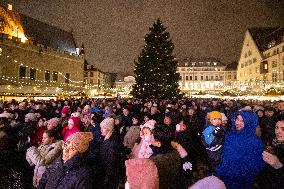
[{"xmin": 131, "ymin": 18, "xmax": 180, "ymax": 99}]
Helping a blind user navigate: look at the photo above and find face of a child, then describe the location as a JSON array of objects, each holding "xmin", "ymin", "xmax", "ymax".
[
  {"xmin": 178, "ymin": 121, "xmax": 187, "ymax": 132},
  {"xmin": 142, "ymin": 127, "xmax": 151, "ymax": 136},
  {"xmin": 211, "ymin": 118, "xmax": 221, "ymax": 127}
]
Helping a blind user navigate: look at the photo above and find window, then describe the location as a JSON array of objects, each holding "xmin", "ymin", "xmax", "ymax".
[
  {"xmin": 220, "ymin": 76, "xmax": 223, "ymax": 80},
  {"xmin": 245, "ymin": 61, "xmax": 248, "ymax": 67},
  {"xmin": 185, "ymin": 76, "xmax": 188, "ymax": 81},
  {"xmin": 272, "ymin": 73, "xmax": 277, "ymax": 82},
  {"xmin": 90, "ymin": 72, "xmax": 94, "ymax": 77},
  {"xmin": 272, "ymin": 61, "xmax": 278, "ymax": 68},
  {"xmin": 90, "ymin": 79, "xmax": 93, "ymax": 84},
  {"xmin": 273, "ymin": 50, "xmax": 276, "ymax": 55},
  {"xmin": 195, "ymin": 76, "xmax": 197, "ymax": 80},
  {"xmin": 30, "ymin": 68, "xmax": 36, "ymax": 80},
  {"xmin": 52, "ymin": 71, "xmax": 58, "ymax": 82},
  {"xmin": 241, "ymin": 64, "xmax": 244, "ymax": 68},
  {"xmin": 201, "ymin": 76, "xmax": 203, "ymax": 80},
  {"xmin": 215, "ymin": 76, "xmax": 218, "ymax": 80},
  {"xmin": 234, "ymin": 75, "xmax": 237, "ymax": 79},
  {"xmin": 211, "ymin": 76, "xmax": 214, "ymax": 80},
  {"xmin": 45, "ymin": 71, "xmax": 50, "ymax": 81},
  {"xmin": 181, "ymin": 68, "xmax": 185, "ymax": 71},
  {"xmin": 19, "ymin": 66, "xmax": 26, "ymax": 79},
  {"xmin": 228, "ymin": 75, "xmax": 231, "ymax": 79},
  {"xmin": 248, "ymin": 50, "xmax": 252, "ymax": 56},
  {"xmin": 206, "ymin": 76, "xmax": 209, "ymax": 80},
  {"xmin": 65, "ymin": 73, "xmax": 70, "ymax": 83},
  {"xmin": 84, "ymin": 72, "xmax": 88, "ymax": 77},
  {"xmin": 189, "ymin": 76, "xmax": 193, "ymax": 80}
]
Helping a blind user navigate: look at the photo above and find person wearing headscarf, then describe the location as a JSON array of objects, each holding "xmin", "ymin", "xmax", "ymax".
[
  {"xmin": 215, "ymin": 110, "xmax": 265, "ymax": 189},
  {"xmin": 38, "ymin": 132, "xmax": 94, "ymax": 189}
]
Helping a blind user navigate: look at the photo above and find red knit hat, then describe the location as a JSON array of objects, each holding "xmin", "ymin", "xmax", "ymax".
[{"xmin": 61, "ymin": 106, "xmax": 70, "ymax": 115}]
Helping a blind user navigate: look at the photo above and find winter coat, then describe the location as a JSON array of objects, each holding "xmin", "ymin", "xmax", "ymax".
[
  {"xmin": 215, "ymin": 110, "xmax": 265, "ymax": 189},
  {"xmin": 123, "ymin": 125, "xmax": 140, "ymax": 149},
  {"xmin": 255, "ymin": 139, "xmax": 284, "ymax": 189},
  {"xmin": 38, "ymin": 154, "xmax": 94, "ymax": 189},
  {"xmin": 150, "ymin": 148, "xmax": 182, "ymax": 189},
  {"xmin": 26, "ymin": 140, "xmax": 63, "ymax": 187},
  {"xmin": 202, "ymin": 124, "xmax": 225, "ymax": 167},
  {"xmin": 95, "ymin": 133, "xmax": 125, "ymax": 189},
  {"xmin": 0, "ymin": 150, "xmax": 33, "ymax": 189},
  {"xmin": 17, "ymin": 121, "xmax": 37, "ymax": 152}
]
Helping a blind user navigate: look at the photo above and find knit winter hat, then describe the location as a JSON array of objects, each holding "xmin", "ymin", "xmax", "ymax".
[
  {"xmin": 61, "ymin": 106, "xmax": 70, "ymax": 115},
  {"xmin": 100, "ymin": 117, "xmax": 115, "ymax": 131},
  {"xmin": 209, "ymin": 111, "xmax": 222, "ymax": 122},
  {"xmin": 66, "ymin": 132, "xmax": 93, "ymax": 153},
  {"xmin": 140, "ymin": 120, "xmax": 156, "ymax": 131}
]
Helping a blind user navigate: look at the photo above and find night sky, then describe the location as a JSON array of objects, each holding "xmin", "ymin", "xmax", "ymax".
[{"xmin": 12, "ymin": 0, "xmax": 284, "ymax": 75}]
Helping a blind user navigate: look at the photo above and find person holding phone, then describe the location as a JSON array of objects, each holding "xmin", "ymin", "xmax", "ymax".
[{"xmin": 255, "ymin": 118, "xmax": 284, "ymax": 189}]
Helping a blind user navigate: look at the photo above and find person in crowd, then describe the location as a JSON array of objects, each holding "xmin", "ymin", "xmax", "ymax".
[
  {"xmin": 62, "ymin": 114, "xmax": 81, "ymax": 142},
  {"xmin": 26, "ymin": 130, "xmax": 63, "ymax": 187},
  {"xmin": 120, "ymin": 107, "xmax": 133, "ymax": 139},
  {"xmin": 149, "ymin": 125, "xmax": 182, "ymax": 189},
  {"xmin": 185, "ymin": 107, "xmax": 202, "ymax": 135},
  {"xmin": 95, "ymin": 117, "xmax": 125, "ymax": 189},
  {"xmin": 0, "ymin": 129, "xmax": 33, "ymax": 189},
  {"xmin": 38, "ymin": 132, "xmax": 94, "ymax": 189},
  {"xmin": 135, "ymin": 120, "xmax": 156, "ymax": 159},
  {"xmin": 261, "ymin": 107, "xmax": 276, "ymax": 145},
  {"xmin": 220, "ymin": 113, "xmax": 229, "ymax": 131},
  {"xmin": 202, "ymin": 111, "xmax": 225, "ymax": 168},
  {"xmin": 255, "ymin": 118, "xmax": 284, "ymax": 189},
  {"xmin": 59, "ymin": 105, "xmax": 70, "ymax": 129},
  {"xmin": 18, "ymin": 112, "xmax": 38, "ymax": 152},
  {"xmin": 215, "ymin": 110, "xmax": 265, "ymax": 189},
  {"xmin": 163, "ymin": 112, "xmax": 176, "ymax": 135},
  {"xmin": 31, "ymin": 117, "xmax": 47, "ymax": 147},
  {"xmin": 123, "ymin": 114, "xmax": 143, "ymax": 151}
]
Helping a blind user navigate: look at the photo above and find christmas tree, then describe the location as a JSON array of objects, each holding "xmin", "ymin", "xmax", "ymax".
[{"xmin": 131, "ymin": 18, "xmax": 180, "ymax": 99}]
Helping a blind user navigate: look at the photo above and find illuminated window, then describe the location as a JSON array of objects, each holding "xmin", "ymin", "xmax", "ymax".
[
  {"xmin": 272, "ymin": 73, "xmax": 277, "ymax": 82},
  {"xmin": 90, "ymin": 72, "xmax": 94, "ymax": 77},
  {"xmin": 30, "ymin": 68, "xmax": 36, "ymax": 80},
  {"xmin": 53, "ymin": 71, "xmax": 58, "ymax": 82},
  {"xmin": 19, "ymin": 66, "xmax": 26, "ymax": 79},
  {"xmin": 45, "ymin": 71, "xmax": 50, "ymax": 81}
]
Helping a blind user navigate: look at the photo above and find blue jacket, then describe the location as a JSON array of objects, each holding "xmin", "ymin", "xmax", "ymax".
[{"xmin": 215, "ymin": 110, "xmax": 265, "ymax": 189}]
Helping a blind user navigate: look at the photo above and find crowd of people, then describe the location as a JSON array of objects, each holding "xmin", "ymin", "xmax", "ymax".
[{"xmin": 0, "ymin": 97, "xmax": 283, "ymax": 189}]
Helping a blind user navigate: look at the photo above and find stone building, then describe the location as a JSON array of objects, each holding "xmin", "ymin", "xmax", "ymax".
[
  {"xmin": 0, "ymin": 4, "xmax": 84, "ymax": 98},
  {"xmin": 237, "ymin": 27, "xmax": 284, "ymax": 91},
  {"xmin": 177, "ymin": 57, "xmax": 226, "ymax": 94}
]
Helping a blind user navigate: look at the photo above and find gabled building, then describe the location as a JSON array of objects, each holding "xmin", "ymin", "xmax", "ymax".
[
  {"xmin": 177, "ymin": 57, "xmax": 226, "ymax": 93},
  {"xmin": 237, "ymin": 27, "xmax": 284, "ymax": 90},
  {"xmin": 0, "ymin": 4, "xmax": 84, "ymax": 98}
]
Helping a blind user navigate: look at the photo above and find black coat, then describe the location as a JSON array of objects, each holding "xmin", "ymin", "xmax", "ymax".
[
  {"xmin": 38, "ymin": 154, "xmax": 94, "ymax": 189},
  {"xmin": 95, "ymin": 134, "xmax": 125, "ymax": 189},
  {"xmin": 256, "ymin": 141, "xmax": 284, "ymax": 189},
  {"xmin": 0, "ymin": 150, "xmax": 33, "ymax": 189}
]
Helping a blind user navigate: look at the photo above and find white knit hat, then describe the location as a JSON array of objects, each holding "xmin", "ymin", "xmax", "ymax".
[
  {"xmin": 100, "ymin": 117, "xmax": 115, "ymax": 131},
  {"xmin": 140, "ymin": 120, "xmax": 156, "ymax": 131}
]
